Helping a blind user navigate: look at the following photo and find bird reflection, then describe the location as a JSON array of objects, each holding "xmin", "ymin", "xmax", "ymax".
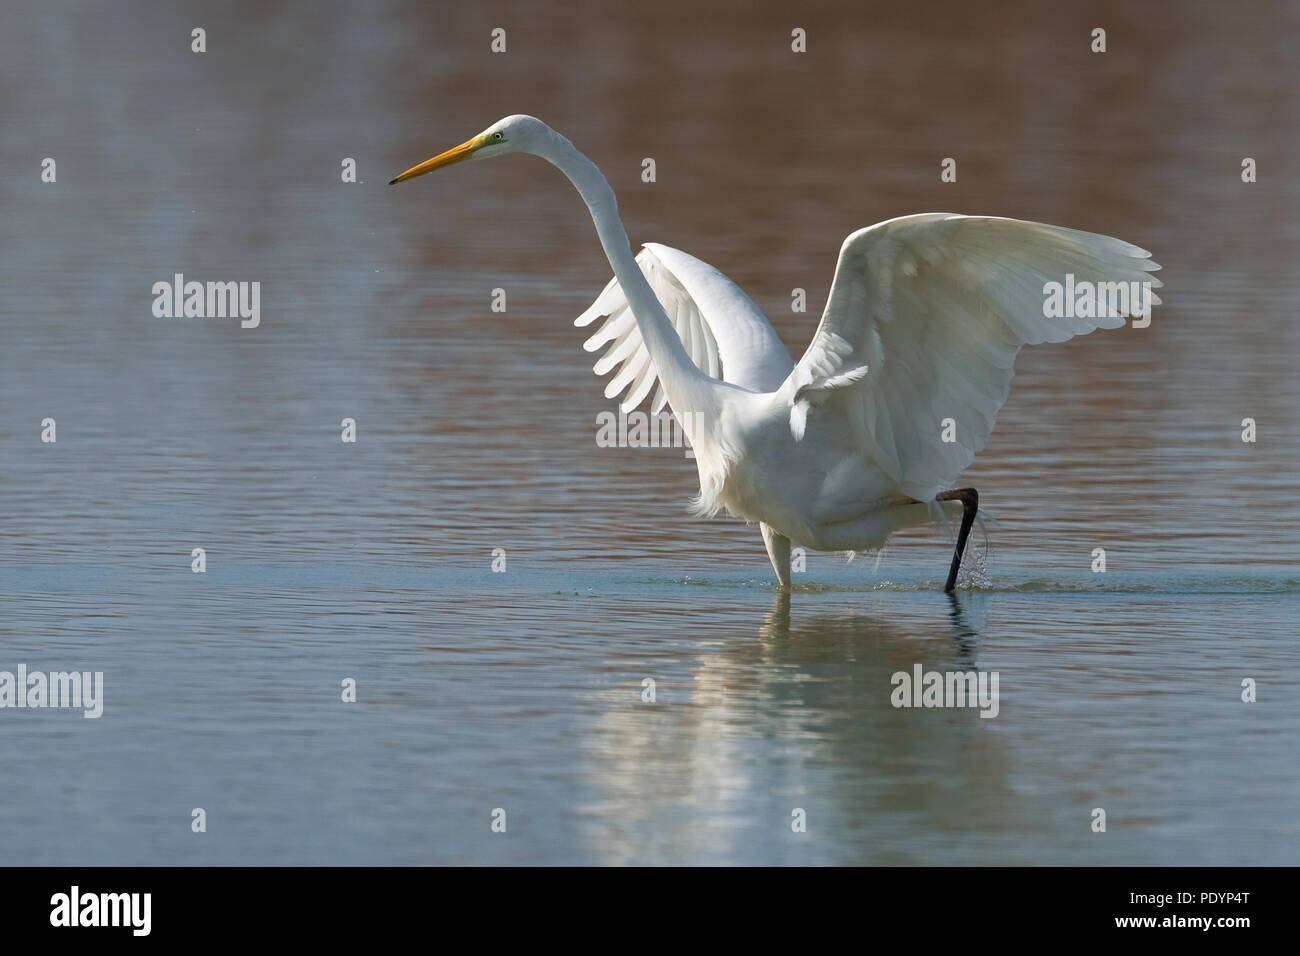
[
  {"xmin": 760, "ymin": 589, "xmax": 987, "ymax": 663},
  {"xmin": 757, "ymin": 589, "xmax": 792, "ymax": 642},
  {"xmin": 582, "ymin": 590, "xmax": 1020, "ymax": 865},
  {"xmin": 946, "ymin": 592, "xmax": 985, "ymax": 665}
]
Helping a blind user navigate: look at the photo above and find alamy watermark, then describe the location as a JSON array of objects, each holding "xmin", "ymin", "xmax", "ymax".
[
  {"xmin": 595, "ymin": 409, "xmax": 701, "ymax": 459},
  {"xmin": 891, "ymin": 664, "xmax": 999, "ymax": 718},
  {"xmin": 152, "ymin": 273, "xmax": 260, "ymax": 328},
  {"xmin": 50, "ymin": 886, "xmax": 150, "ymax": 936},
  {"xmin": 1042, "ymin": 274, "xmax": 1154, "ymax": 328},
  {"xmin": 0, "ymin": 665, "xmax": 103, "ymax": 718}
]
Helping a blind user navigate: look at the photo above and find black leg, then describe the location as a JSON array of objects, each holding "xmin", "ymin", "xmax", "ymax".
[{"xmin": 936, "ymin": 488, "xmax": 979, "ymax": 593}]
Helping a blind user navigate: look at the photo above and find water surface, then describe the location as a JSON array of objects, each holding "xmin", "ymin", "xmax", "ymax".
[{"xmin": 1, "ymin": 0, "xmax": 1297, "ymax": 864}]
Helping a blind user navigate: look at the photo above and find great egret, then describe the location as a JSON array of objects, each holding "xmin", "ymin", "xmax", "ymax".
[{"xmin": 391, "ymin": 115, "xmax": 1162, "ymax": 591}]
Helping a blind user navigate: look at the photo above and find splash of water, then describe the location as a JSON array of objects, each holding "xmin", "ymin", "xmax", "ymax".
[{"xmin": 958, "ymin": 534, "xmax": 992, "ymax": 589}]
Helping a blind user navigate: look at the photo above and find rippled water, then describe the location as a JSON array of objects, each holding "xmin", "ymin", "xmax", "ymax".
[{"xmin": 1, "ymin": 0, "xmax": 1297, "ymax": 864}]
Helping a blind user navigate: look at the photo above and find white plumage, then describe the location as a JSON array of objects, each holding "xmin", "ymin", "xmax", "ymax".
[
  {"xmin": 391, "ymin": 116, "xmax": 1162, "ymax": 590},
  {"xmin": 576, "ymin": 243, "xmax": 793, "ymax": 412}
]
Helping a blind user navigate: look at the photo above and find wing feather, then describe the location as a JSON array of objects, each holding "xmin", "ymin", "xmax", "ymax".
[
  {"xmin": 576, "ymin": 244, "xmax": 794, "ymax": 412},
  {"xmin": 784, "ymin": 214, "xmax": 1163, "ymax": 499}
]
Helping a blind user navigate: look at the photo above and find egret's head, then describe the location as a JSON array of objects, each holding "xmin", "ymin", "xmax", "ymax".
[{"xmin": 388, "ymin": 115, "xmax": 551, "ymax": 185}]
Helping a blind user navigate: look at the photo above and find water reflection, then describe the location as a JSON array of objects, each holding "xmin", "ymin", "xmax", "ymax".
[
  {"xmin": 583, "ymin": 592, "xmax": 1018, "ymax": 864},
  {"xmin": 2, "ymin": 0, "xmax": 1298, "ymax": 866}
]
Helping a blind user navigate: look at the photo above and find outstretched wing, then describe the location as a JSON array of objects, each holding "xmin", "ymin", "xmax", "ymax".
[
  {"xmin": 784, "ymin": 214, "xmax": 1163, "ymax": 500},
  {"xmin": 576, "ymin": 243, "xmax": 793, "ymax": 413}
]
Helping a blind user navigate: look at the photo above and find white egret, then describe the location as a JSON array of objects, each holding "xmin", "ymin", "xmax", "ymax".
[{"xmin": 391, "ymin": 115, "xmax": 1162, "ymax": 591}]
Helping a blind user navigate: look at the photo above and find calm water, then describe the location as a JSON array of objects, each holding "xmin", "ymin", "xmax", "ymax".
[{"xmin": 1, "ymin": 0, "xmax": 1297, "ymax": 864}]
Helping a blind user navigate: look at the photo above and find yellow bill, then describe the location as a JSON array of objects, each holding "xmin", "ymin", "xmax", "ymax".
[{"xmin": 389, "ymin": 136, "xmax": 485, "ymax": 185}]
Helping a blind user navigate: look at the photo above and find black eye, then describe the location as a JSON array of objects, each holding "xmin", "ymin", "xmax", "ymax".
[{"xmin": 492, "ymin": 132, "xmax": 504, "ymax": 141}]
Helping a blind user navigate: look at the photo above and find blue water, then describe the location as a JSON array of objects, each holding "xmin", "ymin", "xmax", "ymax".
[{"xmin": 1, "ymin": 0, "xmax": 1298, "ymax": 864}]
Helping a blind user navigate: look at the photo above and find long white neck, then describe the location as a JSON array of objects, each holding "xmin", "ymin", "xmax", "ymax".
[{"xmin": 533, "ymin": 132, "xmax": 717, "ymax": 419}]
